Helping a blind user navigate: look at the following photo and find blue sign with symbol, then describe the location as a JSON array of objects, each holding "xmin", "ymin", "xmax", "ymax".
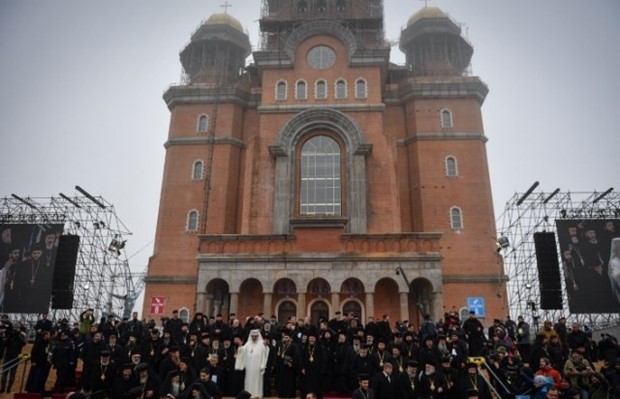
[{"xmin": 467, "ymin": 297, "xmax": 486, "ymax": 317}]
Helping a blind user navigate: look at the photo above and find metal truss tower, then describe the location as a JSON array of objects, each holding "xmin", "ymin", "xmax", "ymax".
[
  {"xmin": 496, "ymin": 183, "xmax": 620, "ymax": 330},
  {"xmin": 0, "ymin": 186, "xmax": 138, "ymax": 323}
]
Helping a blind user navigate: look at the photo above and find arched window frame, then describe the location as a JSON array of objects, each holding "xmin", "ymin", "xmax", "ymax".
[
  {"xmin": 295, "ymin": 79, "xmax": 308, "ymax": 100},
  {"xmin": 354, "ymin": 78, "xmax": 367, "ymax": 99},
  {"xmin": 445, "ymin": 155, "xmax": 458, "ymax": 177},
  {"xmin": 316, "ymin": 0, "xmax": 327, "ymax": 12},
  {"xmin": 197, "ymin": 114, "xmax": 209, "ymax": 133},
  {"xmin": 440, "ymin": 108, "xmax": 453, "ymax": 128},
  {"xmin": 276, "ymin": 80, "xmax": 288, "ymax": 101},
  {"xmin": 178, "ymin": 307, "xmax": 190, "ymax": 323},
  {"xmin": 334, "ymin": 79, "xmax": 347, "ymax": 99},
  {"xmin": 187, "ymin": 209, "xmax": 200, "ymax": 232},
  {"xmin": 192, "ymin": 159, "xmax": 204, "ymax": 181},
  {"xmin": 295, "ymin": 133, "xmax": 346, "ymax": 217},
  {"xmin": 335, "ymin": 0, "xmax": 346, "ymax": 12},
  {"xmin": 450, "ymin": 206, "xmax": 463, "ymax": 230},
  {"xmin": 315, "ymin": 79, "xmax": 327, "ymax": 100}
]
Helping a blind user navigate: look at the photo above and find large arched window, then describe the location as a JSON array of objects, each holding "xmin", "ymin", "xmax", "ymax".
[
  {"xmin": 445, "ymin": 156, "xmax": 458, "ymax": 177},
  {"xmin": 187, "ymin": 210, "xmax": 200, "ymax": 232},
  {"xmin": 197, "ymin": 115, "xmax": 209, "ymax": 133},
  {"xmin": 192, "ymin": 160, "xmax": 204, "ymax": 181},
  {"xmin": 315, "ymin": 80, "xmax": 327, "ymax": 100},
  {"xmin": 300, "ymin": 135, "xmax": 342, "ymax": 216},
  {"xmin": 450, "ymin": 206, "xmax": 463, "ymax": 230},
  {"xmin": 335, "ymin": 79, "xmax": 347, "ymax": 99},
  {"xmin": 276, "ymin": 80, "xmax": 287, "ymax": 101},
  {"xmin": 296, "ymin": 80, "xmax": 307, "ymax": 100},
  {"xmin": 355, "ymin": 78, "xmax": 367, "ymax": 99},
  {"xmin": 441, "ymin": 109, "xmax": 453, "ymax": 128}
]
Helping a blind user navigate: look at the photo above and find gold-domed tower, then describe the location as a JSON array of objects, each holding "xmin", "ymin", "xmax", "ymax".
[
  {"xmin": 400, "ymin": 7, "xmax": 473, "ymax": 76},
  {"xmin": 180, "ymin": 13, "xmax": 252, "ymax": 85}
]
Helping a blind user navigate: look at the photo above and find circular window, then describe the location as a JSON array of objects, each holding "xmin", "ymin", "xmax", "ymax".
[{"xmin": 307, "ymin": 46, "xmax": 336, "ymax": 70}]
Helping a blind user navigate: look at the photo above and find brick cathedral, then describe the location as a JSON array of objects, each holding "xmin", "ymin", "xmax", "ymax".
[{"xmin": 143, "ymin": 1, "xmax": 508, "ymax": 327}]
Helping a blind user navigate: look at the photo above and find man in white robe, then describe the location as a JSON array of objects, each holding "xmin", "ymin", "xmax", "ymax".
[{"xmin": 236, "ymin": 329, "xmax": 269, "ymax": 398}]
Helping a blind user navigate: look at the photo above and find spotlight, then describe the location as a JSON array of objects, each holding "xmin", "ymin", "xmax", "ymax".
[
  {"xmin": 108, "ymin": 235, "xmax": 126, "ymax": 256},
  {"xmin": 496, "ymin": 235, "xmax": 510, "ymax": 252},
  {"xmin": 525, "ymin": 283, "xmax": 532, "ymax": 290}
]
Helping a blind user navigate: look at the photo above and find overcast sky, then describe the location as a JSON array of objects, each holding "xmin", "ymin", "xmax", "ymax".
[{"xmin": 1, "ymin": 1, "xmax": 618, "ymax": 310}]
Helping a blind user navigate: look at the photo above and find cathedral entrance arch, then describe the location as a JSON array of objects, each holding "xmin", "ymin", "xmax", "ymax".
[
  {"xmin": 278, "ymin": 300, "xmax": 297, "ymax": 323},
  {"xmin": 310, "ymin": 300, "xmax": 329, "ymax": 326},
  {"xmin": 238, "ymin": 278, "xmax": 263, "ymax": 318},
  {"xmin": 409, "ymin": 278, "xmax": 434, "ymax": 325},
  {"xmin": 205, "ymin": 279, "xmax": 230, "ymax": 317},
  {"xmin": 342, "ymin": 299, "xmax": 363, "ymax": 320}
]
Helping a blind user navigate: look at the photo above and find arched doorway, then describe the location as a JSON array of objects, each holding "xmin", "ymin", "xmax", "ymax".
[
  {"xmin": 410, "ymin": 278, "xmax": 434, "ymax": 325},
  {"xmin": 278, "ymin": 300, "xmax": 297, "ymax": 323},
  {"xmin": 205, "ymin": 279, "xmax": 230, "ymax": 317},
  {"xmin": 238, "ymin": 278, "xmax": 263, "ymax": 318},
  {"xmin": 310, "ymin": 300, "xmax": 329, "ymax": 326},
  {"xmin": 342, "ymin": 300, "xmax": 362, "ymax": 320}
]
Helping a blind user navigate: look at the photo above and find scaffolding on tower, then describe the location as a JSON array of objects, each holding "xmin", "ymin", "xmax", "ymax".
[
  {"xmin": 497, "ymin": 183, "xmax": 620, "ymax": 330},
  {"xmin": 0, "ymin": 186, "xmax": 139, "ymax": 324}
]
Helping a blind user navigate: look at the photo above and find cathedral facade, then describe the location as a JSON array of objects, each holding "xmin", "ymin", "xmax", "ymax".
[{"xmin": 143, "ymin": 1, "xmax": 508, "ymax": 327}]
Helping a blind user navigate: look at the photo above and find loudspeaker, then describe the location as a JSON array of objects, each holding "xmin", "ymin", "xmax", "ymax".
[
  {"xmin": 534, "ymin": 232, "xmax": 563, "ymax": 309},
  {"xmin": 52, "ymin": 235, "xmax": 80, "ymax": 309}
]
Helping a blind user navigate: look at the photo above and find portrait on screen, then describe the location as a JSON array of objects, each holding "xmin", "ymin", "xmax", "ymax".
[
  {"xmin": 0, "ymin": 224, "xmax": 64, "ymax": 314},
  {"xmin": 556, "ymin": 219, "xmax": 620, "ymax": 313}
]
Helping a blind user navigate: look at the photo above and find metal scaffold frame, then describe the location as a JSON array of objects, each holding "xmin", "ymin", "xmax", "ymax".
[
  {"xmin": 496, "ymin": 183, "xmax": 620, "ymax": 330},
  {"xmin": 0, "ymin": 186, "xmax": 138, "ymax": 324}
]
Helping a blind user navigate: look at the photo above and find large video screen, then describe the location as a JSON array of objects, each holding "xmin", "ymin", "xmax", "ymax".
[
  {"xmin": 0, "ymin": 224, "xmax": 64, "ymax": 314},
  {"xmin": 556, "ymin": 219, "xmax": 620, "ymax": 313}
]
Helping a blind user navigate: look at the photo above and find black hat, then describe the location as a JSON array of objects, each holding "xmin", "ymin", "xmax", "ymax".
[
  {"xmin": 407, "ymin": 360, "xmax": 419, "ymax": 368},
  {"xmin": 360, "ymin": 343, "xmax": 370, "ymax": 349},
  {"xmin": 169, "ymin": 345, "xmax": 180, "ymax": 352},
  {"xmin": 440, "ymin": 356, "xmax": 451, "ymax": 364},
  {"xmin": 358, "ymin": 373, "xmax": 370, "ymax": 382},
  {"xmin": 201, "ymin": 332, "xmax": 210, "ymax": 338},
  {"xmin": 130, "ymin": 348, "xmax": 141, "ymax": 356},
  {"xmin": 135, "ymin": 363, "xmax": 149, "ymax": 372},
  {"xmin": 121, "ymin": 363, "xmax": 134, "ymax": 371},
  {"xmin": 466, "ymin": 360, "xmax": 479, "ymax": 369},
  {"xmin": 437, "ymin": 334, "xmax": 446, "ymax": 340},
  {"xmin": 425, "ymin": 359, "xmax": 437, "ymax": 367},
  {"xmin": 100, "ymin": 350, "xmax": 111, "ymax": 357}
]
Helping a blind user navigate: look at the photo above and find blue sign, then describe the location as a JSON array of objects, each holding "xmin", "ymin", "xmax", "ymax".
[{"xmin": 467, "ymin": 297, "xmax": 486, "ymax": 317}]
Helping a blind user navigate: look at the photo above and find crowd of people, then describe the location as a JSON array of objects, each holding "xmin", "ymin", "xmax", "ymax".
[{"xmin": 1, "ymin": 309, "xmax": 620, "ymax": 399}]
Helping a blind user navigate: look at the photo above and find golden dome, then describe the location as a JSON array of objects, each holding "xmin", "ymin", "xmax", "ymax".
[
  {"xmin": 205, "ymin": 13, "xmax": 244, "ymax": 32},
  {"xmin": 407, "ymin": 7, "xmax": 447, "ymax": 27}
]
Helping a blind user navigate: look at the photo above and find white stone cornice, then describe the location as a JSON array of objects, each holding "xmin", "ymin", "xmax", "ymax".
[
  {"xmin": 164, "ymin": 136, "xmax": 246, "ymax": 149},
  {"xmin": 397, "ymin": 131, "xmax": 488, "ymax": 145}
]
